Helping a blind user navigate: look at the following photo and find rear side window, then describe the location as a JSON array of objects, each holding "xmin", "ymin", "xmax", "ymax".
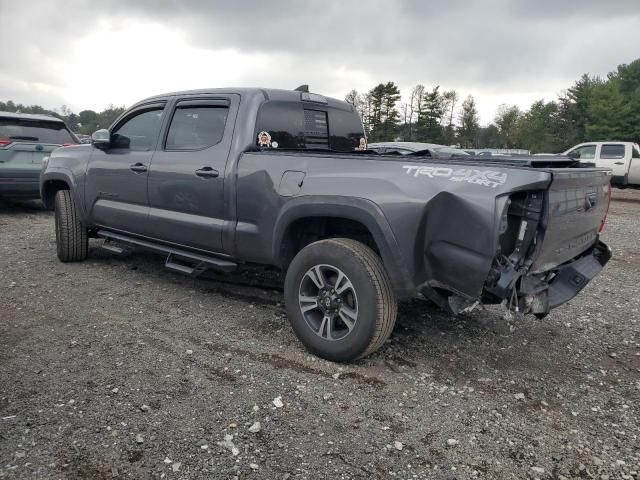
[
  {"xmin": 633, "ymin": 144, "xmax": 640, "ymax": 159},
  {"xmin": 166, "ymin": 106, "xmax": 229, "ymax": 150},
  {"xmin": 327, "ymin": 107, "xmax": 364, "ymax": 151},
  {"xmin": 254, "ymin": 101, "xmax": 305, "ymax": 150},
  {"xmin": 600, "ymin": 144, "xmax": 625, "ymax": 159},
  {"xmin": 112, "ymin": 108, "xmax": 163, "ymax": 151},
  {"xmin": 0, "ymin": 119, "xmax": 76, "ymax": 144},
  {"xmin": 254, "ymin": 100, "xmax": 365, "ymax": 152}
]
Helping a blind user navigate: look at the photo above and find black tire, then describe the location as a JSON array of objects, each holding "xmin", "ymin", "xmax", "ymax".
[
  {"xmin": 54, "ymin": 189, "xmax": 88, "ymax": 262},
  {"xmin": 284, "ymin": 238, "xmax": 397, "ymax": 362}
]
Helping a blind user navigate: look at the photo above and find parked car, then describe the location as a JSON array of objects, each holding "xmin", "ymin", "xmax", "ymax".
[
  {"xmin": 0, "ymin": 111, "xmax": 78, "ymax": 200},
  {"xmin": 564, "ymin": 142, "xmax": 640, "ymax": 186},
  {"xmin": 368, "ymin": 141, "xmax": 469, "ymax": 158},
  {"xmin": 41, "ymin": 87, "xmax": 612, "ymax": 362}
]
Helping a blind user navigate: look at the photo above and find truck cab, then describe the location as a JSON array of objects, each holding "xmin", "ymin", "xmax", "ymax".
[{"xmin": 564, "ymin": 141, "xmax": 640, "ymax": 186}]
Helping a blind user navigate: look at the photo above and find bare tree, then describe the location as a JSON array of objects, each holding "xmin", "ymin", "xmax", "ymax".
[
  {"xmin": 442, "ymin": 90, "xmax": 459, "ymax": 144},
  {"xmin": 408, "ymin": 84, "xmax": 425, "ymax": 140}
]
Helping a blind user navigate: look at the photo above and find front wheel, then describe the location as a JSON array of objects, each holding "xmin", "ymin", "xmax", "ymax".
[
  {"xmin": 54, "ymin": 190, "xmax": 88, "ymax": 262},
  {"xmin": 284, "ymin": 238, "xmax": 397, "ymax": 362}
]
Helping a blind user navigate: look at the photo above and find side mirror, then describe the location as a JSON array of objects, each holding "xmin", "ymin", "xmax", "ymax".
[
  {"xmin": 566, "ymin": 150, "xmax": 579, "ymax": 159},
  {"xmin": 91, "ymin": 129, "xmax": 111, "ymax": 149}
]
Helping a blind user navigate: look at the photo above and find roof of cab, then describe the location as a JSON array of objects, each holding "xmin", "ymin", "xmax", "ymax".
[
  {"xmin": 132, "ymin": 87, "xmax": 351, "ymax": 110},
  {"xmin": 0, "ymin": 111, "xmax": 64, "ymax": 123}
]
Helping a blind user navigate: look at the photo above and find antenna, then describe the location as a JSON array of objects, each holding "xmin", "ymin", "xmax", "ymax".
[{"xmin": 294, "ymin": 85, "xmax": 309, "ymax": 93}]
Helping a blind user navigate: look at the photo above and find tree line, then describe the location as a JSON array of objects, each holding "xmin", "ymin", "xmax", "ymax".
[
  {"xmin": 346, "ymin": 58, "xmax": 640, "ymax": 152},
  {"xmin": 0, "ymin": 101, "xmax": 126, "ymax": 136},
  {"xmin": 1, "ymin": 57, "xmax": 637, "ymax": 151}
]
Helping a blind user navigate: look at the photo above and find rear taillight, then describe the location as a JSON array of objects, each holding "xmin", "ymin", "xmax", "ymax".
[
  {"xmin": 62, "ymin": 143, "xmax": 76, "ymax": 147},
  {"xmin": 0, "ymin": 139, "xmax": 12, "ymax": 146},
  {"xmin": 599, "ymin": 184, "xmax": 612, "ymax": 233}
]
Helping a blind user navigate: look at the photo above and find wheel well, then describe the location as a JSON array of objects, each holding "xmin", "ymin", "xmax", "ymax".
[
  {"xmin": 42, "ymin": 180, "xmax": 70, "ymax": 208},
  {"xmin": 280, "ymin": 217, "xmax": 380, "ymax": 269}
]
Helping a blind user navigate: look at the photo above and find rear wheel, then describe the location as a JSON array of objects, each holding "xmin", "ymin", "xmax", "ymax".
[
  {"xmin": 284, "ymin": 238, "xmax": 397, "ymax": 362},
  {"xmin": 54, "ymin": 190, "xmax": 88, "ymax": 262}
]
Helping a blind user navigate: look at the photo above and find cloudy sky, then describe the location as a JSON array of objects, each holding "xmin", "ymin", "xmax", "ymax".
[{"xmin": 1, "ymin": 0, "xmax": 639, "ymax": 124}]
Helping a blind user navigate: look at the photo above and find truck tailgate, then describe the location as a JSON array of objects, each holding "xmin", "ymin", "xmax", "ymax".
[{"xmin": 530, "ymin": 169, "xmax": 611, "ymax": 273}]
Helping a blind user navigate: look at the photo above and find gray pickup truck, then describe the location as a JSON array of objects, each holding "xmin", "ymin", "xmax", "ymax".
[{"xmin": 40, "ymin": 87, "xmax": 612, "ymax": 362}]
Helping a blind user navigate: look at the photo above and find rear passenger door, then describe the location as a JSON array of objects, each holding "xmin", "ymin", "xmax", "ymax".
[
  {"xmin": 596, "ymin": 143, "xmax": 628, "ymax": 179},
  {"xmin": 147, "ymin": 95, "xmax": 238, "ymax": 253}
]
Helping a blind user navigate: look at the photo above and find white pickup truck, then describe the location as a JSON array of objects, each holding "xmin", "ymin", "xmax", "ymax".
[{"xmin": 564, "ymin": 142, "xmax": 640, "ymax": 186}]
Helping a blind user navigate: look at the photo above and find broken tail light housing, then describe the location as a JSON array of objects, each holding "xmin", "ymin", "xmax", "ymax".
[{"xmin": 599, "ymin": 184, "xmax": 612, "ymax": 233}]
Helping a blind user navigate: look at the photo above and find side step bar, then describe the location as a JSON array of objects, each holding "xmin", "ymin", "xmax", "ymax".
[
  {"xmin": 97, "ymin": 230, "xmax": 237, "ymax": 275},
  {"xmin": 101, "ymin": 240, "xmax": 133, "ymax": 256}
]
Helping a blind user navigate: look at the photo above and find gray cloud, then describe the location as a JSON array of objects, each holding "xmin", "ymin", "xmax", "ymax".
[{"xmin": 1, "ymin": 0, "xmax": 639, "ymax": 121}]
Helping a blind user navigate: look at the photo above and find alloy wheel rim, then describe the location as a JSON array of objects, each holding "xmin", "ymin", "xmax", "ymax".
[{"xmin": 298, "ymin": 264, "xmax": 358, "ymax": 341}]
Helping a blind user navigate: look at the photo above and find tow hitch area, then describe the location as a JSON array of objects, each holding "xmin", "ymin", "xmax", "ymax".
[
  {"xmin": 492, "ymin": 240, "xmax": 611, "ymax": 317},
  {"xmin": 525, "ymin": 241, "xmax": 611, "ymax": 313}
]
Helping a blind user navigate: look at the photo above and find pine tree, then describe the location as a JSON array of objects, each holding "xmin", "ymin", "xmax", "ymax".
[
  {"xmin": 367, "ymin": 82, "xmax": 401, "ymax": 142},
  {"xmin": 586, "ymin": 81, "xmax": 627, "ymax": 140},
  {"xmin": 416, "ymin": 86, "xmax": 444, "ymax": 143},
  {"xmin": 457, "ymin": 95, "xmax": 479, "ymax": 148}
]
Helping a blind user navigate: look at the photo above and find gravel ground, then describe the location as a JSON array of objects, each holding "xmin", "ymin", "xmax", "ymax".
[{"xmin": 0, "ymin": 189, "xmax": 639, "ymax": 480}]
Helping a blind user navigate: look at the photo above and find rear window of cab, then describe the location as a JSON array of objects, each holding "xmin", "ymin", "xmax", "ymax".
[{"xmin": 254, "ymin": 100, "xmax": 364, "ymax": 152}]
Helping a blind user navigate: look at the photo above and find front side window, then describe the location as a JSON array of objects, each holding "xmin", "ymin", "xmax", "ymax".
[
  {"xmin": 166, "ymin": 106, "xmax": 229, "ymax": 150},
  {"xmin": 600, "ymin": 144, "xmax": 625, "ymax": 159},
  {"xmin": 111, "ymin": 108, "xmax": 163, "ymax": 151},
  {"xmin": 570, "ymin": 145, "xmax": 596, "ymax": 159},
  {"xmin": 633, "ymin": 144, "xmax": 640, "ymax": 159}
]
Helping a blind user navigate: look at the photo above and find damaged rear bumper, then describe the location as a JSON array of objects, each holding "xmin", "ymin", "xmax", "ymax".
[
  {"xmin": 520, "ymin": 240, "xmax": 611, "ymax": 314},
  {"xmin": 421, "ymin": 240, "xmax": 611, "ymax": 316}
]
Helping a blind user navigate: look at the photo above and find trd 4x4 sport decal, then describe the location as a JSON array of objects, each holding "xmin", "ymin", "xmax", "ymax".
[{"xmin": 402, "ymin": 165, "xmax": 507, "ymax": 188}]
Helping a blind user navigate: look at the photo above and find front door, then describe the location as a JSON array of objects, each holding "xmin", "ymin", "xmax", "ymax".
[
  {"xmin": 147, "ymin": 95, "xmax": 238, "ymax": 253},
  {"xmin": 85, "ymin": 103, "xmax": 165, "ymax": 235}
]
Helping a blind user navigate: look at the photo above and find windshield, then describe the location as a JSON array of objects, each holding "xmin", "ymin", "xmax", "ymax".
[{"xmin": 0, "ymin": 119, "xmax": 77, "ymax": 144}]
